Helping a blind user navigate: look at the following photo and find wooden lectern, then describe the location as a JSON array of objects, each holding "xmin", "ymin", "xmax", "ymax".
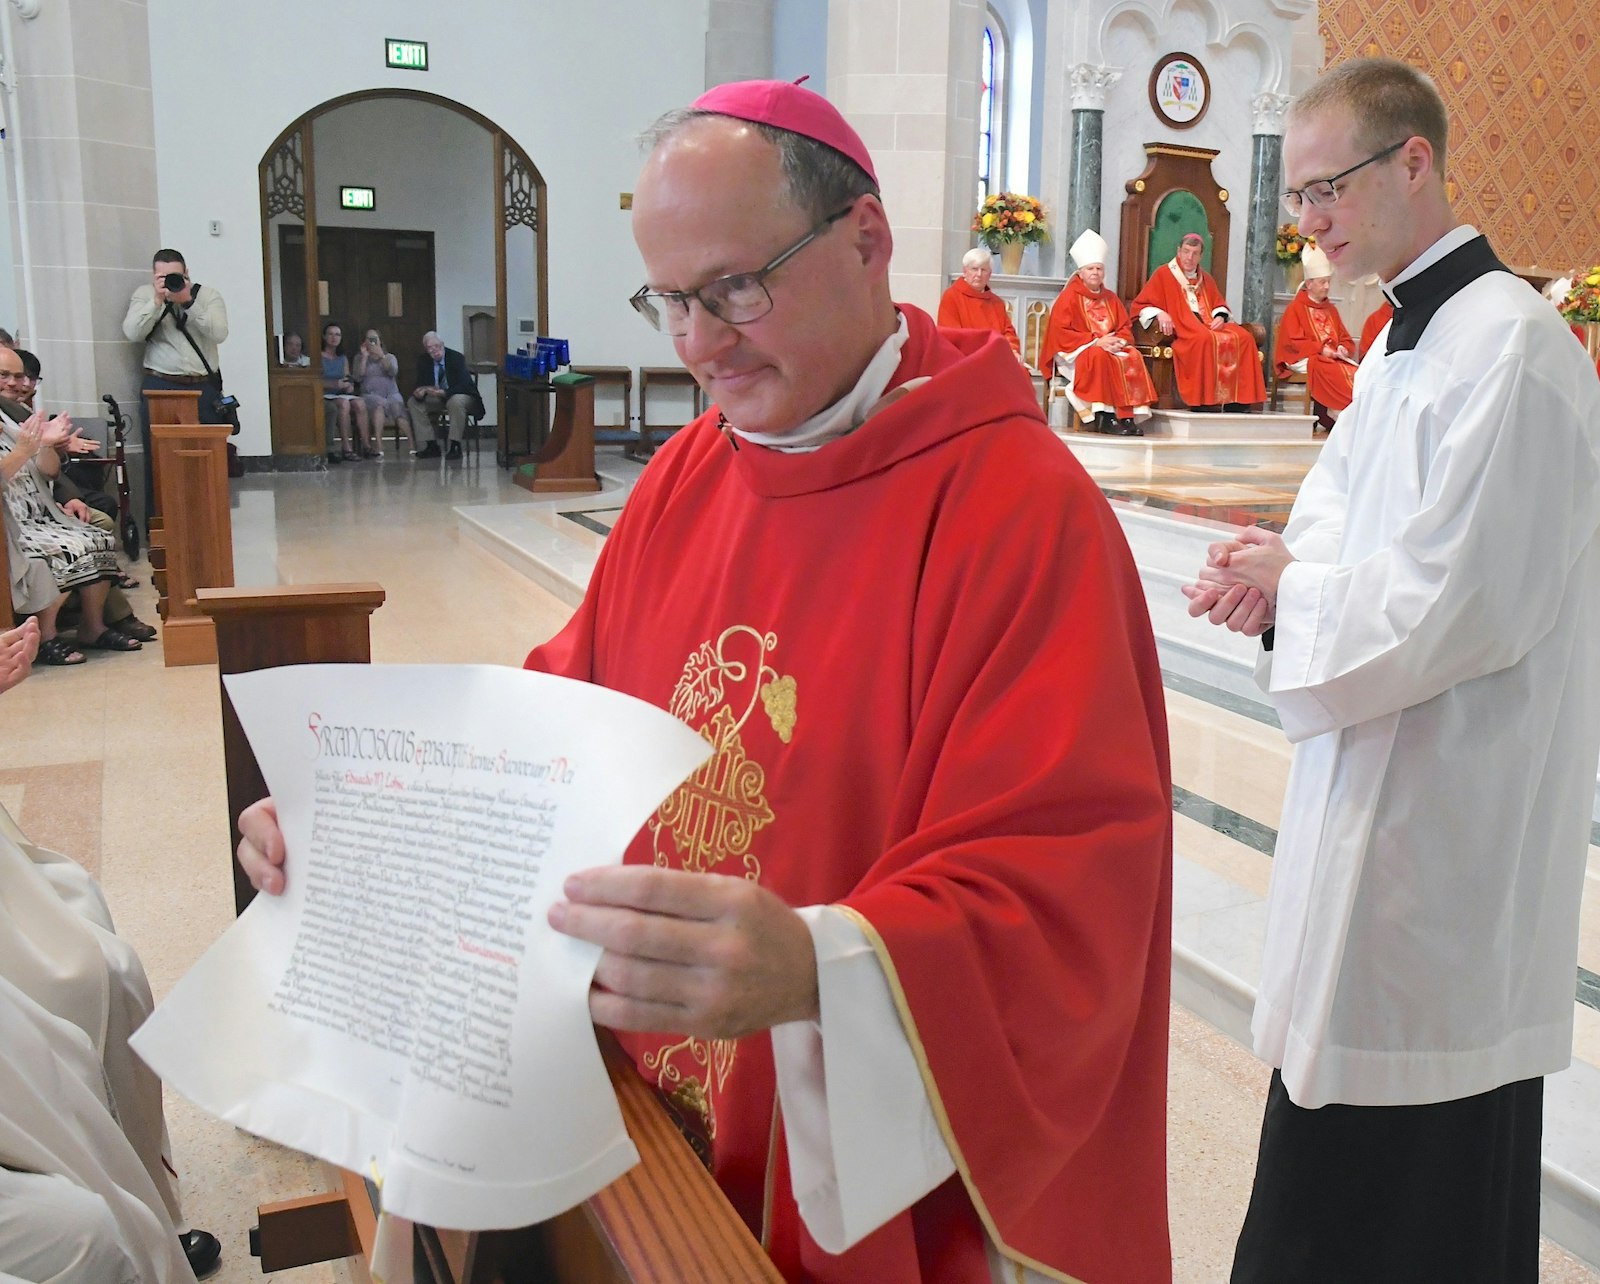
[
  {"xmin": 194, "ymin": 583, "xmax": 386, "ymax": 914},
  {"xmin": 153, "ymin": 420, "xmax": 235, "ymax": 666},
  {"xmin": 510, "ymin": 372, "xmax": 602, "ymax": 494}
]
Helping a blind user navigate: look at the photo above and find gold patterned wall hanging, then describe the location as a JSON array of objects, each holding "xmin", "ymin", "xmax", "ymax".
[{"xmin": 1321, "ymin": 0, "xmax": 1600, "ymax": 268}]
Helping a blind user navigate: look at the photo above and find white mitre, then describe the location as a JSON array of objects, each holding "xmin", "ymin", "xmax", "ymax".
[
  {"xmin": 1069, "ymin": 229, "xmax": 1109, "ymax": 271},
  {"xmin": 1544, "ymin": 275, "xmax": 1573, "ymax": 304},
  {"xmin": 1300, "ymin": 244, "xmax": 1332, "ymax": 280}
]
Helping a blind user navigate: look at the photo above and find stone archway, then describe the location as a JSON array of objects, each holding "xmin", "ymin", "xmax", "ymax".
[{"xmin": 257, "ymin": 90, "xmax": 547, "ymax": 458}]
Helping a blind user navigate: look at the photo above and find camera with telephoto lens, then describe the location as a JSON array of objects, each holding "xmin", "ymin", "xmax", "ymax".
[{"xmin": 162, "ymin": 271, "xmax": 187, "ymax": 293}]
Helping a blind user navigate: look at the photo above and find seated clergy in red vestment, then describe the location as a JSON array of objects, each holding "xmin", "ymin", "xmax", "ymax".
[
  {"xmin": 1132, "ymin": 231, "xmax": 1267, "ymax": 409},
  {"xmin": 1039, "ymin": 228, "xmax": 1155, "ymax": 435},
  {"xmin": 239, "ymin": 79, "xmax": 1174, "ymax": 1284},
  {"xmin": 937, "ymin": 247, "xmax": 1022, "ymax": 356},
  {"xmin": 1273, "ymin": 245, "xmax": 1356, "ymax": 429},
  {"xmin": 1360, "ymin": 297, "xmax": 1393, "ymax": 357}
]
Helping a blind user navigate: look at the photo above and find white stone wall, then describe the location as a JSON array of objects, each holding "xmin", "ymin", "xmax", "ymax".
[
  {"xmin": 135, "ymin": 0, "xmax": 708, "ymax": 457},
  {"xmin": 2, "ymin": 0, "xmax": 157, "ymax": 425},
  {"xmin": 827, "ymin": 0, "xmax": 982, "ymax": 315},
  {"xmin": 706, "ymin": 0, "xmax": 774, "ymax": 88}
]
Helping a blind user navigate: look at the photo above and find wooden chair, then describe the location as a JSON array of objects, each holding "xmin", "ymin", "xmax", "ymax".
[
  {"xmin": 1119, "ymin": 142, "xmax": 1239, "ymax": 410},
  {"xmin": 427, "ymin": 373, "xmax": 486, "ymax": 462},
  {"xmin": 1271, "ymin": 365, "xmax": 1312, "ymax": 415},
  {"xmin": 637, "ymin": 368, "xmax": 704, "ymax": 455}
]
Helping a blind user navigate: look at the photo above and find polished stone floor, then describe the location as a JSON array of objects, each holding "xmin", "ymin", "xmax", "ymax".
[{"xmin": 4, "ymin": 449, "xmax": 1596, "ymax": 1282}]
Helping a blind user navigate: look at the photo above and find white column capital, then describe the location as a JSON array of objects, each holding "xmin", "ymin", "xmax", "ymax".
[
  {"xmin": 1069, "ymin": 63, "xmax": 1121, "ymax": 112},
  {"xmin": 9, "ymin": 0, "xmax": 41, "ymax": 19},
  {"xmin": 1251, "ymin": 93, "xmax": 1293, "ymax": 136}
]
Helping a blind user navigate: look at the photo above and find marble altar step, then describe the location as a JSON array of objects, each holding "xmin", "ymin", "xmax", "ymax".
[
  {"xmin": 1148, "ymin": 409, "xmax": 1317, "ymax": 439},
  {"xmin": 1060, "ymin": 432, "xmax": 1325, "ymax": 485}
]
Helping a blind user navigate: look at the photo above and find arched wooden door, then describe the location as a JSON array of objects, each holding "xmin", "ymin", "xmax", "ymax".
[{"xmin": 258, "ymin": 91, "xmax": 548, "ymax": 457}]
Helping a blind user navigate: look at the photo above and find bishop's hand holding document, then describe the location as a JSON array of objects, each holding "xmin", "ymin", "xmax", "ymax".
[{"xmin": 130, "ymin": 664, "xmax": 710, "ymax": 1231}]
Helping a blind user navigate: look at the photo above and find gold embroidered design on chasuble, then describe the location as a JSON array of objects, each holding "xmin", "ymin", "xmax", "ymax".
[{"xmin": 644, "ymin": 626, "xmax": 796, "ymax": 1145}]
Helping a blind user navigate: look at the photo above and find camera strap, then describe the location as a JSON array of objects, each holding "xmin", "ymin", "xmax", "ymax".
[{"xmin": 146, "ymin": 299, "xmax": 221, "ymax": 383}]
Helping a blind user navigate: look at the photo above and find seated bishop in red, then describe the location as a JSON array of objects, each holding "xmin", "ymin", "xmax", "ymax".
[
  {"xmin": 1273, "ymin": 245, "xmax": 1356, "ymax": 428},
  {"xmin": 236, "ymin": 80, "xmax": 1173, "ymax": 1284},
  {"xmin": 1039, "ymin": 228, "xmax": 1156, "ymax": 434},
  {"xmin": 936, "ymin": 247, "xmax": 1021, "ymax": 356},
  {"xmin": 1132, "ymin": 231, "xmax": 1267, "ymax": 409},
  {"xmin": 530, "ymin": 84, "xmax": 1172, "ymax": 1283}
]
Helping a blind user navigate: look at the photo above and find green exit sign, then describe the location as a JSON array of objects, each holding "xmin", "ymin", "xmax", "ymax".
[
  {"xmin": 385, "ymin": 38, "xmax": 428, "ymax": 71},
  {"xmin": 340, "ymin": 186, "xmax": 376, "ymax": 211}
]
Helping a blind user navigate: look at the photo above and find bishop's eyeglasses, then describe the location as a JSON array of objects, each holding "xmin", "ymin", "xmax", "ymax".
[
  {"xmin": 630, "ymin": 201, "xmax": 857, "ymax": 337},
  {"xmin": 1280, "ymin": 139, "xmax": 1408, "ymax": 218}
]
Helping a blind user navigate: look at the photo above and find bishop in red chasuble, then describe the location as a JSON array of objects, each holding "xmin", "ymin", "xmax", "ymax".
[
  {"xmin": 937, "ymin": 248, "xmax": 1022, "ymax": 356},
  {"xmin": 1039, "ymin": 229, "xmax": 1156, "ymax": 433},
  {"xmin": 235, "ymin": 78, "xmax": 1173, "ymax": 1284},
  {"xmin": 1131, "ymin": 232, "xmax": 1267, "ymax": 408},
  {"xmin": 531, "ymin": 83, "xmax": 1173, "ymax": 1284},
  {"xmin": 1273, "ymin": 246, "xmax": 1356, "ymax": 426}
]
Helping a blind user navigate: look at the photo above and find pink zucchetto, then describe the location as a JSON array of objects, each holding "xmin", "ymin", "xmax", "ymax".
[{"xmin": 690, "ymin": 77, "xmax": 878, "ymax": 185}]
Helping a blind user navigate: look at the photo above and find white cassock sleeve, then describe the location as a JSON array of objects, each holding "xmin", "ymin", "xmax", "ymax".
[
  {"xmin": 1267, "ymin": 354, "xmax": 1600, "ymax": 742},
  {"xmin": 769, "ymin": 906, "xmax": 955, "ymax": 1253}
]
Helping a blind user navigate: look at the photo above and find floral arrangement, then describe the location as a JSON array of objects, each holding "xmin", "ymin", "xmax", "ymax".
[
  {"xmin": 1276, "ymin": 223, "xmax": 1315, "ymax": 263},
  {"xmin": 973, "ymin": 192, "xmax": 1048, "ymax": 250},
  {"xmin": 1557, "ymin": 267, "xmax": 1600, "ymax": 325}
]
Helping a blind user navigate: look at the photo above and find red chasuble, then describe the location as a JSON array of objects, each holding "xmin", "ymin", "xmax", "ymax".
[
  {"xmin": 1360, "ymin": 299, "xmax": 1393, "ymax": 357},
  {"xmin": 937, "ymin": 279, "xmax": 1021, "ymax": 354},
  {"xmin": 1039, "ymin": 275, "xmax": 1157, "ymax": 415},
  {"xmin": 526, "ymin": 306, "xmax": 1172, "ymax": 1284},
  {"xmin": 1131, "ymin": 261, "xmax": 1267, "ymax": 406},
  {"xmin": 1273, "ymin": 288, "xmax": 1356, "ymax": 412}
]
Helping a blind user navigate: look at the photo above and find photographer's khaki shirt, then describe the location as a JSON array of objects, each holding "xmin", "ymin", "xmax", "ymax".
[{"xmin": 122, "ymin": 284, "xmax": 228, "ymax": 377}]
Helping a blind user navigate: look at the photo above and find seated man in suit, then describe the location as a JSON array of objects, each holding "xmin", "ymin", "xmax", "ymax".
[
  {"xmin": 937, "ymin": 248, "xmax": 1021, "ymax": 356},
  {"xmin": 1132, "ymin": 231, "xmax": 1266, "ymax": 411},
  {"xmin": 406, "ymin": 331, "xmax": 485, "ymax": 461},
  {"xmin": 1039, "ymin": 230, "xmax": 1155, "ymax": 435},
  {"xmin": 1273, "ymin": 245, "xmax": 1356, "ymax": 430}
]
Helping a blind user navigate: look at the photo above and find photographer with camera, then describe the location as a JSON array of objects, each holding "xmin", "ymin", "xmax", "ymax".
[{"xmin": 122, "ymin": 249, "xmax": 233, "ymax": 524}]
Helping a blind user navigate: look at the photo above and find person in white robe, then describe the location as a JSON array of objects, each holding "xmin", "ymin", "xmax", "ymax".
[
  {"xmin": 0, "ymin": 645, "xmax": 220, "ymax": 1278},
  {"xmin": 0, "ymin": 974, "xmax": 195, "ymax": 1284},
  {"xmin": 1185, "ymin": 57, "xmax": 1600, "ymax": 1283}
]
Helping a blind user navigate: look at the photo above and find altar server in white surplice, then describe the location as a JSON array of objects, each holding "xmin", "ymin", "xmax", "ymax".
[{"xmin": 1185, "ymin": 58, "xmax": 1600, "ymax": 1284}]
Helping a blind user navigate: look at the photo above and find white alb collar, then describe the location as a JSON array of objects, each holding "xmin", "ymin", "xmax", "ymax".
[{"xmin": 728, "ymin": 313, "xmax": 910, "ymax": 454}]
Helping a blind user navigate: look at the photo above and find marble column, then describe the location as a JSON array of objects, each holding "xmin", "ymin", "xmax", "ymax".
[
  {"xmin": 1242, "ymin": 93, "xmax": 1291, "ymax": 355},
  {"xmin": 1066, "ymin": 64, "xmax": 1120, "ymax": 250}
]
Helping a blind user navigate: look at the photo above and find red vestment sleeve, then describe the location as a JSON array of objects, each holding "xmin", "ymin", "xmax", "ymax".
[{"xmin": 837, "ymin": 450, "xmax": 1173, "ymax": 1284}]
